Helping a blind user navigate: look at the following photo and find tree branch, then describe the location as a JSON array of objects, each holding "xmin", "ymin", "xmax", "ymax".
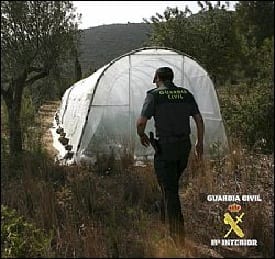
[
  {"xmin": 28, "ymin": 66, "xmax": 45, "ymax": 73},
  {"xmin": 25, "ymin": 70, "xmax": 49, "ymax": 86}
]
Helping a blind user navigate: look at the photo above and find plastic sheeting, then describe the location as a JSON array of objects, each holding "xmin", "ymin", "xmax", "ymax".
[{"xmin": 54, "ymin": 47, "xmax": 228, "ymax": 164}]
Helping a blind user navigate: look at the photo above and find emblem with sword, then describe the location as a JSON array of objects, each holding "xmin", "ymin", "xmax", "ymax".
[{"xmin": 223, "ymin": 211, "xmax": 245, "ymax": 238}]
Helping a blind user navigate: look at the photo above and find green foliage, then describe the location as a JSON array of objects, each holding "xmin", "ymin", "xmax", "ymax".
[
  {"xmin": 220, "ymin": 35, "xmax": 273, "ymax": 153},
  {"xmin": 144, "ymin": 7, "xmax": 191, "ymax": 49},
  {"xmin": 28, "ymin": 61, "xmax": 77, "ymax": 107},
  {"xmin": 1, "ymin": 205, "xmax": 52, "ymax": 258},
  {"xmin": 145, "ymin": 1, "xmax": 274, "ymax": 154},
  {"xmin": 146, "ymin": 4, "xmax": 240, "ymax": 83},
  {"xmin": 146, "ymin": 1, "xmax": 274, "ymax": 85},
  {"xmin": 234, "ymin": 1, "xmax": 274, "ymax": 47},
  {"xmin": 234, "ymin": 1, "xmax": 274, "ymax": 79},
  {"xmin": 220, "ymin": 83, "xmax": 274, "ymax": 153},
  {"xmin": 21, "ymin": 92, "xmax": 43, "ymax": 153},
  {"xmin": 1, "ymin": 1, "xmax": 81, "ymax": 105},
  {"xmin": 1, "ymin": 1, "xmax": 80, "ymax": 153},
  {"xmin": 1, "ymin": 1, "xmax": 79, "ymax": 80},
  {"xmin": 1, "ymin": 92, "xmax": 42, "ymax": 154},
  {"xmin": 254, "ymin": 37, "xmax": 274, "ymax": 83},
  {"xmin": 193, "ymin": 8, "xmax": 240, "ymax": 83},
  {"xmin": 1, "ymin": 103, "xmax": 9, "ymax": 158}
]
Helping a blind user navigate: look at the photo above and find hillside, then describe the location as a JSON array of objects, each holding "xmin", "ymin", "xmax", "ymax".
[{"xmin": 78, "ymin": 23, "xmax": 152, "ymax": 76}]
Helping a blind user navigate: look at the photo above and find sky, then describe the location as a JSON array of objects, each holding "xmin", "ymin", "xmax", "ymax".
[{"xmin": 73, "ymin": 1, "xmax": 237, "ymax": 29}]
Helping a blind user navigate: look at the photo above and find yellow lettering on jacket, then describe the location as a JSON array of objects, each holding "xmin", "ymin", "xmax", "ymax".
[
  {"xmin": 167, "ymin": 94, "xmax": 184, "ymax": 99},
  {"xmin": 159, "ymin": 89, "xmax": 187, "ymax": 95}
]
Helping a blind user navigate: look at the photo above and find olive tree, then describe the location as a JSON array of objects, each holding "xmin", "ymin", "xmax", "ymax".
[{"xmin": 1, "ymin": 1, "xmax": 79, "ymax": 154}]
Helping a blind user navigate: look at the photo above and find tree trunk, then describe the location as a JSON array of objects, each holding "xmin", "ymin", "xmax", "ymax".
[
  {"xmin": 2, "ymin": 69, "xmax": 48, "ymax": 154},
  {"xmin": 75, "ymin": 55, "xmax": 82, "ymax": 81},
  {"xmin": 3, "ymin": 75, "xmax": 26, "ymax": 155},
  {"xmin": 8, "ymin": 105, "xmax": 23, "ymax": 154}
]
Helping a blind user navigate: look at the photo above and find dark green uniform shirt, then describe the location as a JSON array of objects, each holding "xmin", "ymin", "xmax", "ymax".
[{"xmin": 141, "ymin": 81, "xmax": 200, "ymax": 138}]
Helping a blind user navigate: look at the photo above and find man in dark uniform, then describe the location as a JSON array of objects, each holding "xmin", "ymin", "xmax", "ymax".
[{"xmin": 136, "ymin": 67, "xmax": 204, "ymax": 244}]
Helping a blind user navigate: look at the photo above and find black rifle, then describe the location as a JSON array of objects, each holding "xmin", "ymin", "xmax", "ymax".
[{"xmin": 149, "ymin": 132, "xmax": 160, "ymax": 154}]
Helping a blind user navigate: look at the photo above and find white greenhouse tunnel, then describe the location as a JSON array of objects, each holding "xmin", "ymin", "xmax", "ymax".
[{"xmin": 52, "ymin": 47, "xmax": 228, "ymax": 164}]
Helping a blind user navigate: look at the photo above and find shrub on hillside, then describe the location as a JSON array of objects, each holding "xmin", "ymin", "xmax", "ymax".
[
  {"xmin": 220, "ymin": 83, "xmax": 273, "ymax": 154},
  {"xmin": 1, "ymin": 205, "xmax": 52, "ymax": 258}
]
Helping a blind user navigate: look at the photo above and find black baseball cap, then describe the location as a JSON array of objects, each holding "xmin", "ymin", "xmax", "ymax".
[{"xmin": 153, "ymin": 67, "xmax": 174, "ymax": 83}]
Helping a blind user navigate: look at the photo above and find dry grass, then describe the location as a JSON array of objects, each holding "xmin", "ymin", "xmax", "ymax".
[
  {"xmin": 1, "ymin": 101, "xmax": 273, "ymax": 258},
  {"xmin": 1, "ymin": 152, "xmax": 163, "ymax": 257},
  {"xmin": 2, "ymin": 141, "xmax": 273, "ymax": 258},
  {"xmin": 181, "ymin": 140, "xmax": 274, "ymax": 258}
]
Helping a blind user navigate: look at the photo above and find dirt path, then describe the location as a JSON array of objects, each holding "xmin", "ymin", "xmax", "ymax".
[{"xmin": 38, "ymin": 100, "xmax": 61, "ymax": 159}]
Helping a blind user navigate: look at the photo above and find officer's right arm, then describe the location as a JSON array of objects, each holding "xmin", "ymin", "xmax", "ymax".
[
  {"xmin": 136, "ymin": 93, "xmax": 155, "ymax": 147},
  {"xmin": 189, "ymin": 93, "xmax": 204, "ymax": 159},
  {"xmin": 193, "ymin": 113, "xmax": 204, "ymax": 160}
]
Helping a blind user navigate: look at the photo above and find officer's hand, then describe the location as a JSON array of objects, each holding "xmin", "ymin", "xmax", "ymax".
[
  {"xmin": 140, "ymin": 134, "xmax": 150, "ymax": 147},
  {"xmin": 195, "ymin": 141, "xmax": 203, "ymax": 160}
]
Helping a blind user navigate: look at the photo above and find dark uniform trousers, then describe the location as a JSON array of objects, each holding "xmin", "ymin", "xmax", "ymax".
[{"xmin": 154, "ymin": 137, "xmax": 191, "ymax": 238}]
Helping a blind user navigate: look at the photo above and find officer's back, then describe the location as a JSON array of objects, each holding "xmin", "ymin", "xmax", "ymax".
[{"xmin": 147, "ymin": 81, "xmax": 199, "ymax": 139}]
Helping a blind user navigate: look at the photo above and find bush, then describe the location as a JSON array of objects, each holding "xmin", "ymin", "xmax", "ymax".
[
  {"xmin": 1, "ymin": 205, "xmax": 52, "ymax": 258},
  {"xmin": 220, "ymin": 83, "xmax": 274, "ymax": 154}
]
